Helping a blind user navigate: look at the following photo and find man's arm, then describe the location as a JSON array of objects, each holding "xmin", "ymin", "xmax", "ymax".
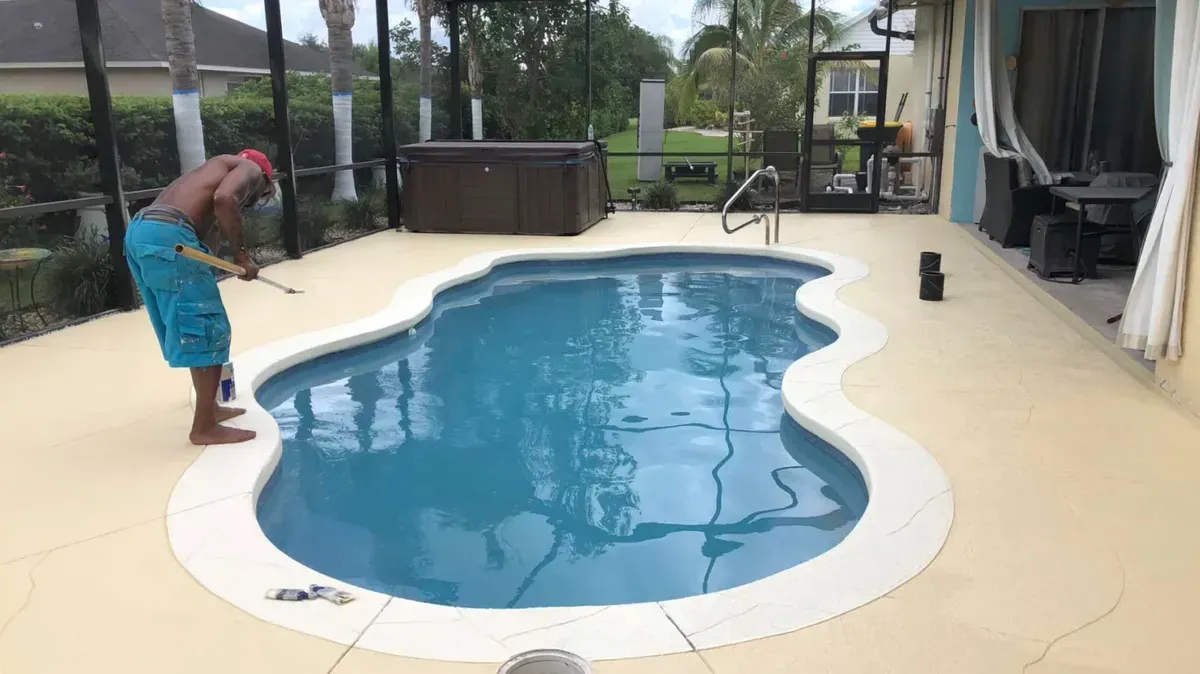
[{"xmin": 212, "ymin": 159, "xmax": 263, "ymax": 279}]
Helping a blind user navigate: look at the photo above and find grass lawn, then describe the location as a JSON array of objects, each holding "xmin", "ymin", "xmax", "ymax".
[
  {"xmin": 602, "ymin": 120, "xmax": 761, "ymax": 203},
  {"xmin": 602, "ymin": 120, "xmax": 863, "ymax": 203}
]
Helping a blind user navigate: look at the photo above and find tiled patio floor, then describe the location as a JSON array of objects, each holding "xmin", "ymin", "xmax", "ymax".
[{"xmin": 2, "ymin": 212, "xmax": 1198, "ymax": 673}]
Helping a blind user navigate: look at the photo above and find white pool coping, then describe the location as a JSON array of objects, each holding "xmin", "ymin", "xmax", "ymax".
[{"xmin": 166, "ymin": 243, "xmax": 953, "ymax": 662}]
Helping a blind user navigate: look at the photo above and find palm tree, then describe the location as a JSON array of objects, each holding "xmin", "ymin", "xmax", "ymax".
[
  {"xmin": 675, "ymin": 0, "xmax": 842, "ymax": 117},
  {"xmin": 162, "ymin": 0, "xmax": 206, "ymax": 172},
  {"xmin": 465, "ymin": 5, "xmax": 485, "ymax": 139},
  {"xmin": 320, "ymin": 0, "xmax": 359, "ymax": 202},
  {"xmin": 409, "ymin": 0, "xmax": 438, "ymax": 141}
]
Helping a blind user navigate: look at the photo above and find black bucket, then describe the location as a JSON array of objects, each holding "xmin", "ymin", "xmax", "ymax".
[
  {"xmin": 920, "ymin": 271, "xmax": 945, "ymax": 302},
  {"xmin": 919, "ymin": 251, "xmax": 942, "ymax": 276}
]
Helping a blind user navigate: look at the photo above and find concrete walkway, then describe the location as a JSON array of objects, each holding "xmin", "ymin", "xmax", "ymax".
[{"xmin": 2, "ymin": 213, "xmax": 1197, "ymax": 673}]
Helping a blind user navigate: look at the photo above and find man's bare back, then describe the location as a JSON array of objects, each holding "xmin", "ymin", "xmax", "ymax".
[{"xmin": 154, "ymin": 155, "xmax": 269, "ymax": 249}]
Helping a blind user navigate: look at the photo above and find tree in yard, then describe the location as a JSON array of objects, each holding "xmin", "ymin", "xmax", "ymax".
[
  {"xmin": 354, "ymin": 42, "xmax": 381, "ymax": 75},
  {"xmin": 162, "ymin": 0, "xmax": 206, "ymax": 172},
  {"xmin": 465, "ymin": 5, "xmax": 485, "ymax": 139},
  {"xmin": 299, "ymin": 32, "xmax": 328, "ymax": 53},
  {"xmin": 675, "ymin": 0, "xmax": 844, "ymax": 129},
  {"xmin": 319, "ymin": 0, "xmax": 359, "ymax": 202},
  {"xmin": 409, "ymin": 0, "xmax": 440, "ymax": 141}
]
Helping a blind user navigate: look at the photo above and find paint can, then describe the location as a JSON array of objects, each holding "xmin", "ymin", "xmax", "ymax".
[
  {"xmin": 919, "ymin": 251, "xmax": 942, "ymax": 276},
  {"xmin": 920, "ymin": 271, "xmax": 945, "ymax": 302},
  {"xmin": 217, "ymin": 362, "xmax": 236, "ymax": 403}
]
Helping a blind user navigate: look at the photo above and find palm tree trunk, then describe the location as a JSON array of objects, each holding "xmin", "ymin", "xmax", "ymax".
[
  {"xmin": 162, "ymin": 0, "xmax": 206, "ymax": 172},
  {"xmin": 418, "ymin": 2, "xmax": 433, "ymax": 141},
  {"xmin": 466, "ymin": 8, "xmax": 484, "ymax": 140},
  {"xmin": 327, "ymin": 19, "xmax": 358, "ymax": 202}
]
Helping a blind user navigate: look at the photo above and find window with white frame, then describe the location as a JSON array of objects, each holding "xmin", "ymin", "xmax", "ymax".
[{"xmin": 828, "ymin": 68, "xmax": 879, "ymax": 117}]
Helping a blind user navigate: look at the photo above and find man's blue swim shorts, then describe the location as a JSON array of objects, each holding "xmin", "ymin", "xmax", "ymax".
[{"xmin": 125, "ymin": 206, "xmax": 231, "ymax": 369}]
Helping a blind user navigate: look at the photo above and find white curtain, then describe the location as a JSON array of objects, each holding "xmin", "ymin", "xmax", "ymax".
[
  {"xmin": 1119, "ymin": 0, "xmax": 1199, "ymax": 360},
  {"xmin": 973, "ymin": 0, "xmax": 1053, "ymax": 184}
]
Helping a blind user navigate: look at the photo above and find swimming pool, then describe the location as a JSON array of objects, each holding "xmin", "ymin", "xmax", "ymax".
[
  {"xmin": 255, "ymin": 255, "xmax": 867, "ymax": 609},
  {"xmin": 166, "ymin": 243, "xmax": 952, "ymax": 661}
]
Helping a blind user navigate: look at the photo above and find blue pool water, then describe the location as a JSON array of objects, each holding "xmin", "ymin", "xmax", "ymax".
[{"xmin": 257, "ymin": 254, "xmax": 868, "ymax": 609}]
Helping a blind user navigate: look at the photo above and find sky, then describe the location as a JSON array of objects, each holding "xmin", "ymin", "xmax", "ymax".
[{"xmin": 204, "ymin": 0, "xmax": 874, "ymax": 55}]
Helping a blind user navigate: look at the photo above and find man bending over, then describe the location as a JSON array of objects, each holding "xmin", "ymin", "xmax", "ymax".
[{"xmin": 125, "ymin": 150, "xmax": 275, "ymax": 445}]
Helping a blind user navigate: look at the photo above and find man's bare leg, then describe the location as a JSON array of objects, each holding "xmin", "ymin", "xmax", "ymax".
[{"xmin": 189, "ymin": 365, "xmax": 256, "ymax": 445}]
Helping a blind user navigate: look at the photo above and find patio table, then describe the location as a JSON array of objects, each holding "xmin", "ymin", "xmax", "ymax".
[
  {"xmin": 0, "ymin": 247, "xmax": 52, "ymax": 335},
  {"xmin": 1047, "ymin": 186, "xmax": 1154, "ymax": 284}
]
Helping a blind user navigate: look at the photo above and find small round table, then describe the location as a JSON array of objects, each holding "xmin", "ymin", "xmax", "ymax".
[{"xmin": 0, "ymin": 247, "xmax": 53, "ymax": 333}]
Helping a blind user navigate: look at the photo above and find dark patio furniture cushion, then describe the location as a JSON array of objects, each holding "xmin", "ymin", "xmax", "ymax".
[{"xmin": 980, "ymin": 154, "xmax": 1053, "ymax": 248}]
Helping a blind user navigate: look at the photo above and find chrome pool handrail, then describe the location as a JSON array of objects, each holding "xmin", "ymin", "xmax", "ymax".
[{"xmin": 721, "ymin": 165, "xmax": 781, "ymax": 245}]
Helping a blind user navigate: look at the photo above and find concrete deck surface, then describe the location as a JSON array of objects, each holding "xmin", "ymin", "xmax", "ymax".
[{"xmin": 2, "ymin": 213, "xmax": 1198, "ymax": 674}]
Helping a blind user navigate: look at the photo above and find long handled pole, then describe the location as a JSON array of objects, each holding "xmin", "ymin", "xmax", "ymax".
[{"xmin": 173, "ymin": 244, "xmax": 304, "ymax": 295}]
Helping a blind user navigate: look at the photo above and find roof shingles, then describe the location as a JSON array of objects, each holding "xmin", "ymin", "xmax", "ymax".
[{"xmin": 0, "ymin": 0, "xmax": 332, "ymax": 73}]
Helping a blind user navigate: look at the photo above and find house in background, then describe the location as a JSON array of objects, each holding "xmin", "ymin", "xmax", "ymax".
[
  {"xmin": 0, "ymin": 0, "xmax": 331, "ymax": 97},
  {"xmin": 813, "ymin": 7, "xmax": 920, "ymax": 128}
]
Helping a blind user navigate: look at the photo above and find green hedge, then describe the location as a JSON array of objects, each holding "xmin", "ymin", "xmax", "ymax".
[{"xmin": 0, "ymin": 79, "xmax": 419, "ymax": 205}]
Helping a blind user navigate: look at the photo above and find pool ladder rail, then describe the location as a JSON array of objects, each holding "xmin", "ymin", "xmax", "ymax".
[{"xmin": 722, "ymin": 165, "xmax": 781, "ymax": 245}]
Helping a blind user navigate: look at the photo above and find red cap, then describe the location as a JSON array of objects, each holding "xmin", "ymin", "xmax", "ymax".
[{"xmin": 238, "ymin": 149, "xmax": 273, "ymax": 180}]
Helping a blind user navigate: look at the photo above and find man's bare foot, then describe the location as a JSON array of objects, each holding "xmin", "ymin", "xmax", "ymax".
[
  {"xmin": 215, "ymin": 406, "xmax": 247, "ymax": 423},
  {"xmin": 189, "ymin": 424, "xmax": 257, "ymax": 446}
]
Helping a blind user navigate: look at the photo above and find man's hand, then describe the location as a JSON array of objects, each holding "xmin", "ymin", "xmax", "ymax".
[{"xmin": 235, "ymin": 252, "xmax": 260, "ymax": 281}]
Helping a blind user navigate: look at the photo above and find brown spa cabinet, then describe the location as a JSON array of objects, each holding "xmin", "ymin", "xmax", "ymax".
[{"xmin": 399, "ymin": 141, "xmax": 609, "ymax": 236}]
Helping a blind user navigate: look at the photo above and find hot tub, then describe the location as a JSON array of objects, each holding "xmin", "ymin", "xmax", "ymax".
[{"xmin": 400, "ymin": 141, "xmax": 609, "ymax": 236}]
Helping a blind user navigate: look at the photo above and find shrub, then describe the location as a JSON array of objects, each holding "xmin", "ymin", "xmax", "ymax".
[
  {"xmin": 0, "ymin": 86, "xmax": 419, "ymax": 205},
  {"xmin": 44, "ymin": 237, "xmax": 113, "ymax": 317},
  {"xmin": 835, "ymin": 111, "xmax": 866, "ymax": 139},
  {"xmin": 296, "ymin": 195, "xmax": 338, "ymax": 248},
  {"xmin": 0, "ymin": 154, "xmax": 39, "ymax": 248},
  {"xmin": 714, "ymin": 180, "xmax": 756, "ymax": 212},
  {"xmin": 0, "ymin": 216, "xmax": 39, "ymax": 249},
  {"xmin": 641, "ymin": 181, "xmax": 679, "ymax": 210},
  {"xmin": 690, "ymin": 100, "xmax": 728, "ymax": 129},
  {"xmin": 244, "ymin": 210, "xmax": 282, "ymax": 250},
  {"xmin": 341, "ymin": 187, "xmax": 386, "ymax": 231}
]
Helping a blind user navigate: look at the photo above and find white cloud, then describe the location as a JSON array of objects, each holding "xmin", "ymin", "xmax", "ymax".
[
  {"xmin": 620, "ymin": 0, "xmax": 875, "ymax": 57},
  {"xmin": 822, "ymin": 0, "xmax": 875, "ymax": 17},
  {"xmin": 204, "ymin": 0, "xmax": 438, "ymax": 46},
  {"xmin": 622, "ymin": 0, "xmax": 694, "ymax": 55}
]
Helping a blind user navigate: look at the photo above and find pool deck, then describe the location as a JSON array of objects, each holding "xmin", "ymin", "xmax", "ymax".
[{"xmin": 3, "ymin": 212, "xmax": 1199, "ymax": 673}]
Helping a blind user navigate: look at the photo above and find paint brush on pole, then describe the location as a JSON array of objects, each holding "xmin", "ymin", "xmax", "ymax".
[{"xmin": 173, "ymin": 244, "xmax": 305, "ymax": 295}]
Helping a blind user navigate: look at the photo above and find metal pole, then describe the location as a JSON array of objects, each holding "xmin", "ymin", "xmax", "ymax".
[
  {"xmin": 773, "ymin": 172, "xmax": 781, "ymax": 244},
  {"xmin": 725, "ymin": 0, "xmax": 739, "ymax": 187},
  {"xmin": 586, "ymin": 0, "xmax": 593, "ymax": 138},
  {"xmin": 800, "ymin": 0, "xmax": 818, "ymax": 210},
  {"xmin": 75, "ymin": 0, "xmax": 135, "ymax": 310},
  {"xmin": 263, "ymin": 0, "xmax": 301, "ymax": 258},
  {"xmin": 871, "ymin": 0, "xmax": 894, "ymax": 214},
  {"xmin": 448, "ymin": 1, "xmax": 463, "ymax": 140},
  {"xmin": 376, "ymin": 0, "xmax": 400, "ymax": 229}
]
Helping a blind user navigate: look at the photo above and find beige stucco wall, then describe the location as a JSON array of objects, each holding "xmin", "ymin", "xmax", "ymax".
[
  {"xmin": 0, "ymin": 68, "xmax": 235, "ymax": 97},
  {"xmin": 0, "ymin": 68, "xmax": 169, "ymax": 96},
  {"xmin": 1154, "ymin": 170, "xmax": 1200, "ymax": 419},
  {"xmin": 0, "ymin": 69, "xmax": 91, "ymax": 95},
  {"xmin": 813, "ymin": 55, "xmax": 918, "ymax": 127},
  {"xmin": 937, "ymin": 0, "xmax": 968, "ymax": 218},
  {"xmin": 201, "ymin": 71, "xmax": 232, "ymax": 98}
]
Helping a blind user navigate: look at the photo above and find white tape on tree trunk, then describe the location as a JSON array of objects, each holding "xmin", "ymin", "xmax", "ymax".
[
  {"xmin": 420, "ymin": 97, "xmax": 432, "ymax": 142},
  {"xmin": 172, "ymin": 91, "xmax": 206, "ymax": 172},
  {"xmin": 332, "ymin": 93, "xmax": 357, "ymax": 203},
  {"xmin": 471, "ymin": 98, "xmax": 484, "ymax": 140}
]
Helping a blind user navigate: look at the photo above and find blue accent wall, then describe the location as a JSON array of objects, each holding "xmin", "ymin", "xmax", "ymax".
[{"xmin": 947, "ymin": 0, "xmax": 1155, "ymax": 223}]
